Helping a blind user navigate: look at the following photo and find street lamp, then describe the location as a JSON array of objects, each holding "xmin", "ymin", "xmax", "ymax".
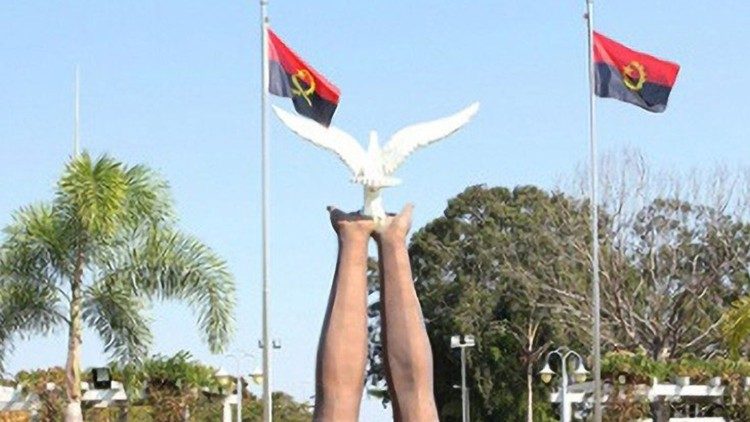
[
  {"xmin": 227, "ymin": 351, "xmax": 254, "ymax": 422},
  {"xmin": 451, "ymin": 334, "xmax": 475, "ymax": 422},
  {"xmin": 216, "ymin": 367, "xmax": 232, "ymax": 387},
  {"xmin": 539, "ymin": 362, "xmax": 555, "ymax": 384},
  {"xmin": 539, "ymin": 348, "xmax": 589, "ymax": 422},
  {"xmin": 250, "ymin": 367, "xmax": 264, "ymax": 386},
  {"xmin": 573, "ymin": 360, "xmax": 590, "ymax": 384},
  {"xmin": 90, "ymin": 367, "xmax": 112, "ymax": 390}
]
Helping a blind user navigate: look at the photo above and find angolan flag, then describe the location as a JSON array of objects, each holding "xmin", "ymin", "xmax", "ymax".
[
  {"xmin": 267, "ymin": 29, "xmax": 340, "ymax": 127},
  {"xmin": 594, "ymin": 32, "xmax": 680, "ymax": 113}
]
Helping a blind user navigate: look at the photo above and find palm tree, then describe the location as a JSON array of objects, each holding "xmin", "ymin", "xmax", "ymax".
[{"xmin": 0, "ymin": 154, "xmax": 235, "ymax": 422}]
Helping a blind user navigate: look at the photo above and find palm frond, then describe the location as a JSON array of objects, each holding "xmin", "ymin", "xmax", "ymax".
[
  {"xmin": 100, "ymin": 228, "xmax": 235, "ymax": 354},
  {"xmin": 1, "ymin": 204, "xmax": 73, "ymax": 284},
  {"xmin": 0, "ymin": 279, "xmax": 64, "ymax": 372},
  {"xmin": 83, "ymin": 283, "xmax": 153, "ymax": 364},
  {"xmin": 121, "ymin": 164, "xmax": 173, "ymax": 226},
  {"xmin": 56, "ymin": 153, "xmax": 129, "ymax": 239}
]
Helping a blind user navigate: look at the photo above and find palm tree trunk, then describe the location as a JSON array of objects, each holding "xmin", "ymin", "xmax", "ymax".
[
  {"xmin": 651, "ymin": 399, "xmax": 670, "ymax": 422},
  {"xmin": 525, "ymin": 319, "xmax": 539, "ymax": 422},
  {"xmin": 181, "ymin": 406, "xmax": 190, "ymax": 421},
  {"xmin": 118, "ymin": 406, "xmax": 129, "ymax": 422},
  {"xmin": 65, "ymin": 251, "xmax": 84, "ymax": 422},
  {"xmin": 526, "ymin": 362, "xmax": 533, "ymax": 422}
]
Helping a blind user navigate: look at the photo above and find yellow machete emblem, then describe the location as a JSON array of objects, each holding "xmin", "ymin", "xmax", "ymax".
[
  {"xmin": 291, "ymin": 69, "xmax": 316, "ymax": 106},
  {"xmin": 622, "ymin": 61, "xmax": 647, "ymax": 91}
]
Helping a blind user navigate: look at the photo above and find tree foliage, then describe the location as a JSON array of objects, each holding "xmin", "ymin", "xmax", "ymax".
[
  {"xmin": 406, "ymin": 185, "xmax": 588, "ymax": 421},
  {"xmin": 562, "ymin": 152, "xmax": 750, "ymax": 360},
  {"xmin": 365, "ymin": 185, "xmax": 584, "ymax": 419},
  {"xmin": 111, "ymin": 351, "xmax": 225, "ymax": 421},
  {"xmin": 366, "ymin": 152, "xmax": 750, "ymax": 420},
  {"xmin": 1, "ymin": 353, "xmax": 312, "ymax": 421},
  {"xmin": 0, "ymin": 154, "xmax": 235, "ymax": 366},
  {"xmin": 0, "ymin": 154, "xmax": 236, "ymax": 419}
]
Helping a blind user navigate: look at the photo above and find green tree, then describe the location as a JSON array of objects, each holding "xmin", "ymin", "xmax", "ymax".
[
  {"xmin": 364, "ymin": 151, "xmax": 750, "ymax": 420},
  {"xmin": 15, "ymin": 367, "xmax": 67, "ymax": 421},
  {"xmin": 0, "ymin": 154, "xmax": 235, "ymax": 422},
  {"xmin": 385, "ymin": 185, "xmax": 589, "ymax": 421},
  {"xmin": 114, "ymin": 351, "xmax": 226, "ymax": 422},
  {"xmin": 559, "ymin": 151, "xmax": 750, "ymax": 420},
  {"xmin": 563, "ymin": 151, "xmax": 750, "ymax": 361},
  {"xmin": 241, "ymin": 392, "xmax": 313, "ymax": 422},
  {"xmin": 365, "ymin": 257, "xmax": 389, "ymax": 403},
  {"xmin": 722, "ymin": 296, "xmax": 750, "ymax": 358}
]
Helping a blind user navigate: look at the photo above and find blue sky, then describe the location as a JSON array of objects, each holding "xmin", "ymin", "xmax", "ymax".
[{"xmin": 1, "ymin": 1, "xmax": 748, "ymax": 419}]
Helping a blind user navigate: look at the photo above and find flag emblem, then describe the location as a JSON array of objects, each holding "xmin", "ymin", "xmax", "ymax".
[
  {"xmin": 622, "ymin": 61, "xmax": 646, "ymax": 91},
  {"xmin": 291, "ymin": 69, "xmax": 316, "ymax": 106},
  {"xmin": 593, "ymin": 32, "xmax": 680, "ymax": 113},
  {"xmin": 267, "ymin": 29, "xmax": 340, "ymax": 127}
]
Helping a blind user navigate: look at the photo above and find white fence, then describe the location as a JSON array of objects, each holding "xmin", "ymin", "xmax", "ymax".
[
  {"xmin": 550, "ymin": 378, "xmax": 729, "ymax": 421},
  {"xmin": 1, "ymin": 381, "xmax": 240, "ymax": 421}
]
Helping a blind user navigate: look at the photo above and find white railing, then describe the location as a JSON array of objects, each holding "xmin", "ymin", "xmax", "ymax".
[
  {"xmin": 549, "ymin": 378, "xmax": 729, "ymax": 421},
  {"xmin": 1, "ymin": 381, "xmax": 240, "ymax": 420}
]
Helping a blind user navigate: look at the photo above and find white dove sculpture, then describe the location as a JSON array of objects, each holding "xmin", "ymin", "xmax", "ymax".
[{"xmin": 272, "ymin": 102, "xmax": 480, "ymax": 220}]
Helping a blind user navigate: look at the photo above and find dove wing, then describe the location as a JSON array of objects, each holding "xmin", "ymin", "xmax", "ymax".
[
  {"xmin": 272, "ymin": 105, "xmax": 367, "ymax": 175},
  {"xmin": 381, "ymin": 102, "xmax": 480, "ymax": 174}
]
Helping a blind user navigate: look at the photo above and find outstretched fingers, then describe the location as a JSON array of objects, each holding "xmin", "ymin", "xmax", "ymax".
[
  {"xmin": 327, "ymin": 205, "xmax": 377, "ymax": 240},
  {"xmin": 376, "ymin": 203, "xmax": 415, "ymax": 243}
]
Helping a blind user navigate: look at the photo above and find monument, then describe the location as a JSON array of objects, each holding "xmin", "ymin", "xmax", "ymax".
[{"xmin": 273, "ymin": 103, "xmax": 479, "ymax": 421}]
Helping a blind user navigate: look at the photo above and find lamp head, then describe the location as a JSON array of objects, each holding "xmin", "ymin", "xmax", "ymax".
[
  {"xmin": 215, "ymin": 368, "xmax": 232, "ymax": 387},
  {"xmin": 250, "ymin": 368, "xmax": 264, "ymax": 385},
  {"xmin": 90, "ymin": 367, "xmax": 112, "ymax": 390},
  {"xmin": 573, "ymin": 360, "xmax": 590, "ymax": 383},
  {"xmin": 451, "ymin": 334, "xmax": 476, "ymax": 348},
  {"xmin": 539, "ymin": 362, "xmax": 555, "ymax": 384},
  {"xmin": 450, "ymin": 335, "xmax": 460, "ymax": 348}
]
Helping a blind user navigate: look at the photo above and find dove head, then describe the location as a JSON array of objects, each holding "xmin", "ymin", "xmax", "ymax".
[{"xmin": 367, "ymin": 130, "xmax": 380, "ymax": 153}]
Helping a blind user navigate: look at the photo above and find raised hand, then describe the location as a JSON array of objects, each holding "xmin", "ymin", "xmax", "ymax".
[
  {"xmin": 327, "ymin": 206, "xmax": 377, "ymax": 243},
  {"xmin": 374, "ymin": 203, "xmax": 414, "ymax": 245}
]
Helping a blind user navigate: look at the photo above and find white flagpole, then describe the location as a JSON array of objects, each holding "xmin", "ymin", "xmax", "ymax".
[
  {"xmin": 74, "ymin": 65, "xmax": 80, "ymax": 157},
  {"xmin": 584, "ymin": 1, "xmax": 602, "ymax": 420},
  {"xmin": 259, "ymin": 1, "xmax": 273, "ymax": 421}
]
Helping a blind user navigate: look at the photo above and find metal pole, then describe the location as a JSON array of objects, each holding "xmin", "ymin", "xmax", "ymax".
[
  {"xmin": 461, "ymin": 347, "xmax": 468, "ymax": 422},
  {"xmin": 74, "ymin": 65, "xmax": 80, "ymax": 157},
  {"xmin": 584, "ymin": 1, "xmax": 602, "ymax": 421},
  {"xmin": 259, "ymin": 1, "xmax": 272, "ymax": 421},
  {"xmin": 560, "ymin": 354, "xmax": 570, "ymax": 422},
  {"xmin": 236, "ymin": 360, "xmax": 242, "ymax": 422},
  {"xmin": 228, "ymin": 352, "xmax": 253, "ymax": 422},
  {"xmin": 466, "ymin": 361, "xmax": 470, "ymax": 422}
]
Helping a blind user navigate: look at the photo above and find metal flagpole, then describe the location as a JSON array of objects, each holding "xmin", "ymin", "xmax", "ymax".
[
  {"xmin": 460, "ymin": 347, "xmax": 468, "ymax": 422},
  {"xmin": 74, "ymin": 65, "xmax": 80, "ymax": 157},
  {"xmin": 584, "ymin": 1, "xmax": 602, "ymax": 421},
  {"xmin": 259, "ymin": 1, "xmax": 273, "ymax": 421}
]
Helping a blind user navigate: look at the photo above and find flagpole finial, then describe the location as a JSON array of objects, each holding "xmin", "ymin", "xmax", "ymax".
[
  {"xmin": 74, "ymin": 65, "xmax": 80, "ymax": 158},
  {"xmin": 260, "ymin": 0, "xmax": 269, "ymax": 23}
]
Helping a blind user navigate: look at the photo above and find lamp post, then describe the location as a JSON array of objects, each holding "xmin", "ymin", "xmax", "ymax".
[
  {"xmin": 451, "ymin": 334, "xmax": 476, "ymax": 422},
  {"xmin": 90, "ymin": 368, "xmax": 112, "ymax": 390},
  {"xmin": 539, "ymin": 348, "xmax": 589, "ymax": 422},
  {"xmin": 216, "ymin": 368, "xmax": 234, "ymax": 422},
  {"xmin": 227, "ymin": 352, "xmax": 254, "ymax": 422},
  {"xmin": 249, "ymin": 367, "xmax": 264, "ymax": 386}
]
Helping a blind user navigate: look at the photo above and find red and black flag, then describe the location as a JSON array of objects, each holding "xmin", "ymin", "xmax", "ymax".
[
  {"xmin": 267, "ymin": 29, "xmax": 340, "ymax": 127},
  {"xmin": 593, "ymin": 32, "xmax": 680, "ymax": 113}
]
